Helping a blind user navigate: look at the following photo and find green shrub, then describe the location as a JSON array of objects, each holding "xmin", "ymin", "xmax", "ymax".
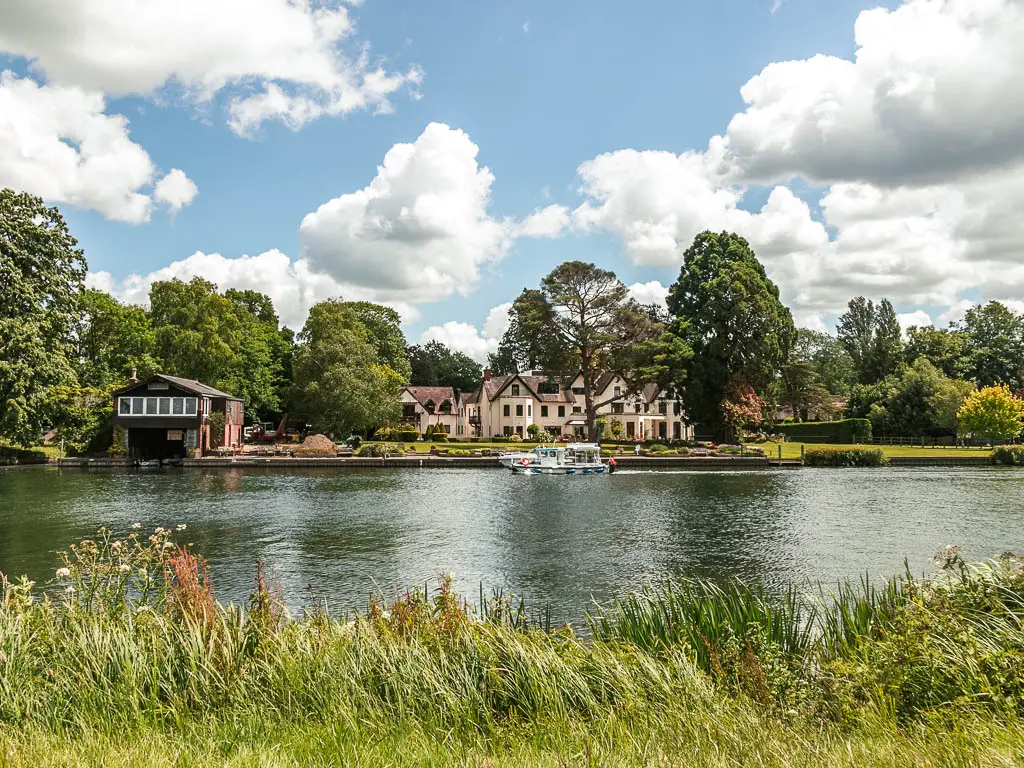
[
  {"xmin": 648, "ymin": 444, "xmax": 673, "ymax": 454},
  {"xmin": 358, "ymin": 443, "xmax": 397, "ymax": 457},
  {"xmin": 675, "ymin": 447, "xmax": 691, "ymax": 456},
  {"xmin": 776, "ymin": 419, "xmax": 872, "ymax": 443},
  {"xmin": 430, "ymin": 431, "xmax": 448, "ymax": 442},
  {"xmin": 527, "ymin": 423, "xmax": 540, "ymax": 438},
  {"xmin": 0, "ymin": 444, "xmax": 49, "ymax": 464},
  {"xmin": 508, "ymin": 434, "xmax": 523, "ymax": 443},
  {"xmin": 992, "ymin": 446, "xmax": 1024, "ymax": 465},
  {"xmin": 396, "ymin": 428, "xmax": 419, "ymax": 442},
  {"xmin": 374, "ymin": 426, "xmax": 394, "ymax": 440},
  {"xmin": 804, "ymin": 447, "xmax": 887, "ymax": 467}
]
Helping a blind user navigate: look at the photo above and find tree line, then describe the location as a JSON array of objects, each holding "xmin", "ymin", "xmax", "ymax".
[
  {"xmin": 1, "ymin": 190, "xmax": 483, "ymax": 452},
  {"xmin": 5, "ymin": 187, "xmax": 1024, "ymax": 451}
]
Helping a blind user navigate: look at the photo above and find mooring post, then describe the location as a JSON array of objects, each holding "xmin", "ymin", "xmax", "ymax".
[
  {"xmin": 778, "ymin": 444, "xmax": 782, "ymax": 461},
  {"xmin": 800, "ymin": 445, "xmax": 805, "ymax": 465}
]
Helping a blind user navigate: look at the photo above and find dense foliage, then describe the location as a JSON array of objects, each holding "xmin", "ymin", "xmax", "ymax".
[
  {"xmin": 0, "ymin": 190, "xmax": 86, "ymax": 445},
  {"xmin": 7, "ymin": 190, "xmax": 1024, "ymax": 451},
  {"xmin": 408, "ymin": 340, "xmax": 482, "ymax": 395},
  {"xmin": 666, "ymin": 232, "xmax": 793, "ymax": 438},
  {"xmin": 957, "ymin": 385, "xmax": 1024, "ymax": 442}
]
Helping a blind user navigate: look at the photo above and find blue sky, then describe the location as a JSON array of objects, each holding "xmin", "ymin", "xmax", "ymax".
[{"xmin": 2, "ymin": 0, "xmax": 1020, "ymax": 360}]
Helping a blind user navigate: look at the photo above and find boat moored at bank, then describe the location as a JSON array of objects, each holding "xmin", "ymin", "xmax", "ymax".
[{"xmin": 509, "ymin": 443, "xmax": 606, "ymax": 475}]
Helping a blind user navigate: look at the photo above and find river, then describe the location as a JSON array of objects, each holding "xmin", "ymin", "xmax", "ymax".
[{"xmin": 2, "ymin": 466, "xmax": 1022, "ymax": 625}]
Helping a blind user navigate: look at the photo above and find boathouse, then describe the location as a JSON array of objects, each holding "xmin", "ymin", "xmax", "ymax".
[{"xmin": 111, "ymin": 374, "xmax": 244, "ymax": 460}]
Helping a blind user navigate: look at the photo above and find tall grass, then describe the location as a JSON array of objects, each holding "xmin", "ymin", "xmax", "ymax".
[{"xmin": 1, "ymin": 529, "xmax": 1023, "ymax": 764}]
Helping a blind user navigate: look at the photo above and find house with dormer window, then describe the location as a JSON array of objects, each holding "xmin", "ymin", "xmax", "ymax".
[{"xmin": 399, "ymin": 386, "xmax": 461, "ymax": 436}]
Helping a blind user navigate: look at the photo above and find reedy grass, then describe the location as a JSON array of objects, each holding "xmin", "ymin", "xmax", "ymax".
[{"xmin": 1, "ymin": 529, "xmax": 1024, "ymax": 765}]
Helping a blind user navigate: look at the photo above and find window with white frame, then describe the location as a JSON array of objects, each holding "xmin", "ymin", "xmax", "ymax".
[{"xmin": 118, "ymin": 396, "xmax": 198, "ymax": 416}]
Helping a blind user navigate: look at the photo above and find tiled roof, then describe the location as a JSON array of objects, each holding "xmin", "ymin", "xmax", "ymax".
[
  {"xmin": 116, "ymin": 374, "xmax": 242, "ymax": 400},
  {"xmin": 485, "ymin": 374, "xmax": 576, "ymax": 403},
  {"xmin": 403, "ymin": 386, "xmax": 458, "ymax": 408}
]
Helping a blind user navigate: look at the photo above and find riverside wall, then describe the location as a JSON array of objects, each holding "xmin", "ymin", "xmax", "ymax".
[{"xmin": 49, "ymin": 455, "xmax": 1002, "ymax": 471}]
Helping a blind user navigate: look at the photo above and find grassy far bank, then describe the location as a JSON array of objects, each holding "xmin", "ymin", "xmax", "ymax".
[{"xmin": 1, "ymin": 530, "xmax": 1024, "ymax": 766}]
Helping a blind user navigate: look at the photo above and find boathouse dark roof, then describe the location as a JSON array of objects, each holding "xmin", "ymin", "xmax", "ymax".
[{"xmin": 113, "ymin": 373, "xmax": 243, "ymax": 400}]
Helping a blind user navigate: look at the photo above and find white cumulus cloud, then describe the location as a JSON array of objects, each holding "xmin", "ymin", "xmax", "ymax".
[
  {"xmin": 299, "ymin": 122, "xmax": 555, "ymax": 305},
  {"xmin": 0, "ymin": 0, "xmax": 421, "ymax": 135},
  {"xmin": 569, "ymin": 0, "xmax": 1024, "ymax": 326},
  {"xmin": 0, "ymin": 73, "xmax": 196, "ymax": 222},
  {"xmin": 721, "ymin": 0, "xmax": 1024, "ymax": 187},
  {"xmin": 419, "ymin": 302, "xmax": 513, "ymax": 364},
  {"xmin": 87, "ymin": 249, "xmax": 419, "ymax": 330},
  {"xmin": 153, "ymin": 169, "xmax": 199, "ymax": 213}
]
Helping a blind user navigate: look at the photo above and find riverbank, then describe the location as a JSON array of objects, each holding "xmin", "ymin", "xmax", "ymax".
[
  {"xmin": 50, "ymin": 452, "xmax": 999, "ymax": 470},
  {"xmin": 2, "ymin": 531, "xmax": 1023, "ymax": 767}
]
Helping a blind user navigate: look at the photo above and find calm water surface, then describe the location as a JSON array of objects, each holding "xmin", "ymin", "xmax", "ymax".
[{"xmin": 2, "ymin": 467, "xmax": 1023, "ymax": 624}]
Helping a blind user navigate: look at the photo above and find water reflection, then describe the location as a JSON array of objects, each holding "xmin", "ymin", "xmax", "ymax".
[{"xmin": 1, "ymin": 466, "xmax": 1023, "ymax": 625}]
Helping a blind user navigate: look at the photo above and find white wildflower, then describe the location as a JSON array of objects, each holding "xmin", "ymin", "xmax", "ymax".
[
  {"xmin": 55, "ymin": 567, "xmax": 71, "ymax": 579},
  {"xmin": 118, "ymin": 564, "xmax": 130, "ymax": 572},
  {"xmin": 176, "ymin": 524, "xmax": 187, "ymax": 532},
  {"xmin": 132, "ymin": 523, "xmax": 141, "ymax": 530}
]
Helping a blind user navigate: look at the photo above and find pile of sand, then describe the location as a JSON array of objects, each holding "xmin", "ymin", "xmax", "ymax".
[{"xmin": 292, "ymin": 434, "xmax": 337, "ymax": 457}]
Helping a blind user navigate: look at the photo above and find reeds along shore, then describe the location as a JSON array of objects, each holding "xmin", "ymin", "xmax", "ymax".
[{"xmin": 1, "ymin": 531, "xmax": 1024, "ymax": 766}]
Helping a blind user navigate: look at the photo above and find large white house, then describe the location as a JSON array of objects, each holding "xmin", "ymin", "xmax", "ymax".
[{"xmin": 458, "ymin": 370, "xmax": 692, "ymax": 441}]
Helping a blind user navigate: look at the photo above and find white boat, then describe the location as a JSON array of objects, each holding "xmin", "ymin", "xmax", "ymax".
[
  {"xmin": 509, "ymin": 443, "xmax": 607, "ymax": 475},
  {"xmin": 497, "ymin": 449, "xmax": 534, "ymax": 468}
]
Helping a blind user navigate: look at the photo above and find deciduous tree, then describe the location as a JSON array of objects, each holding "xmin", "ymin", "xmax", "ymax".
[
  {"xmin": 408, "ymin": 341, "xmax": 482, "ymax": 395},
  {"xmin": 837, "ymin": 297, "xmax": 903, "ymax": 384},
  {"xmin": 957, "ymin": 385, "xmax": 1024, "ymax": 442},
  {"xmin": 0, "ymin": 189, "xmax": 86, "ymax": 444},
  {"xmin": 957, "ymin": 302, "xmax": 1024, "ymax": 388},
  {"xmin": 291, "ymin": 300, "xmax": 403, "ymax": 438}
]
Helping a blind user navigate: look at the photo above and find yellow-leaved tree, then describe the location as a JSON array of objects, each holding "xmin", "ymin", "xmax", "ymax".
[{"xmin": 956, "ymin": 385, "xmax": 1024, "ymax": 442}]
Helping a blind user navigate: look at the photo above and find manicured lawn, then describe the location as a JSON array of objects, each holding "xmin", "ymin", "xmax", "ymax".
[{"xmin": 775, "ymin": 442, "xmax": 994, "ymax": 460}]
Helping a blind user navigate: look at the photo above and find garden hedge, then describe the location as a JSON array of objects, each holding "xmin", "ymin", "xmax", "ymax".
[{"xmin": 776, "ymin": 419, "xmax": 872, "ymax": 444}]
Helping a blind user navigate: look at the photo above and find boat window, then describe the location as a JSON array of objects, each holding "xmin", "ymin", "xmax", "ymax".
[
  {"xmin": 132, "ymin": 397, "xmax": 144, "ymax": 414},
  {"xmin": 158, "ymin": 398, "xmax": 171, "ymax": 415},
  {"xmin": 172, "ymin": 398, "xmax": 184, "ymax": 415},
  {"xmin": 119, "ymin": 398, "xmax": 131, "ymax": 415},
  {"xmin": 185, "ymin": 398, "xmax": 197, "ymax": 415}
]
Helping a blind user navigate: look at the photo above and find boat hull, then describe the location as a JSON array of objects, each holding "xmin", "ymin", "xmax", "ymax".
[{"xmin": 510, "ymin": 465, "xmax": 606, "ymax": 475}]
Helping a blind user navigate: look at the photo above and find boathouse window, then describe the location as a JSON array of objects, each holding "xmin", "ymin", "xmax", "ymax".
[
  {"xmin": 558, "ymin": 406, "xmax": 565, "ymax": 418},
  {"xmin": 572, "ymin": 387, "xmax": 584, "ymax": 395},
  {"xmin": 614, "ymin": 386, "xmax": 621, "ymax": 397},
  {"xmin": 503, "ymin": 404, "xmax": 510, "ymax": 417},
  {"xmin": 516, "ymin": 405, "xmax": 523, "ymax": 416},
  {"xmin": 612, "ymin": 403, "xmax": 624, "ymax": 414},
  {"xmin": 118, "ymin": 396, "xmax": 198, "ymax": 416},
  {"xmin": 541, "ymin": 405, "xmax": 548, "ymax": 417},
  {"xmin": 511, "ymin": 384, "xmax": 520, "ymax": 396}
]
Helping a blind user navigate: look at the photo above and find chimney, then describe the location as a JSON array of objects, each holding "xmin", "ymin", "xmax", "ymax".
[
  {"xmin": 483, "ymin": 368, "xmax": 492, "ymax": 382},
  {"xmin": 130, "ymin": 368, "xmax": 138, "ymax": 384}
]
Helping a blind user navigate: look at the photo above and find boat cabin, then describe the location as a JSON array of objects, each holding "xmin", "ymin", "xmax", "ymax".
[{"xmin": 111, "ymin": 374, "xmax": 244, "ymax": 460}]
